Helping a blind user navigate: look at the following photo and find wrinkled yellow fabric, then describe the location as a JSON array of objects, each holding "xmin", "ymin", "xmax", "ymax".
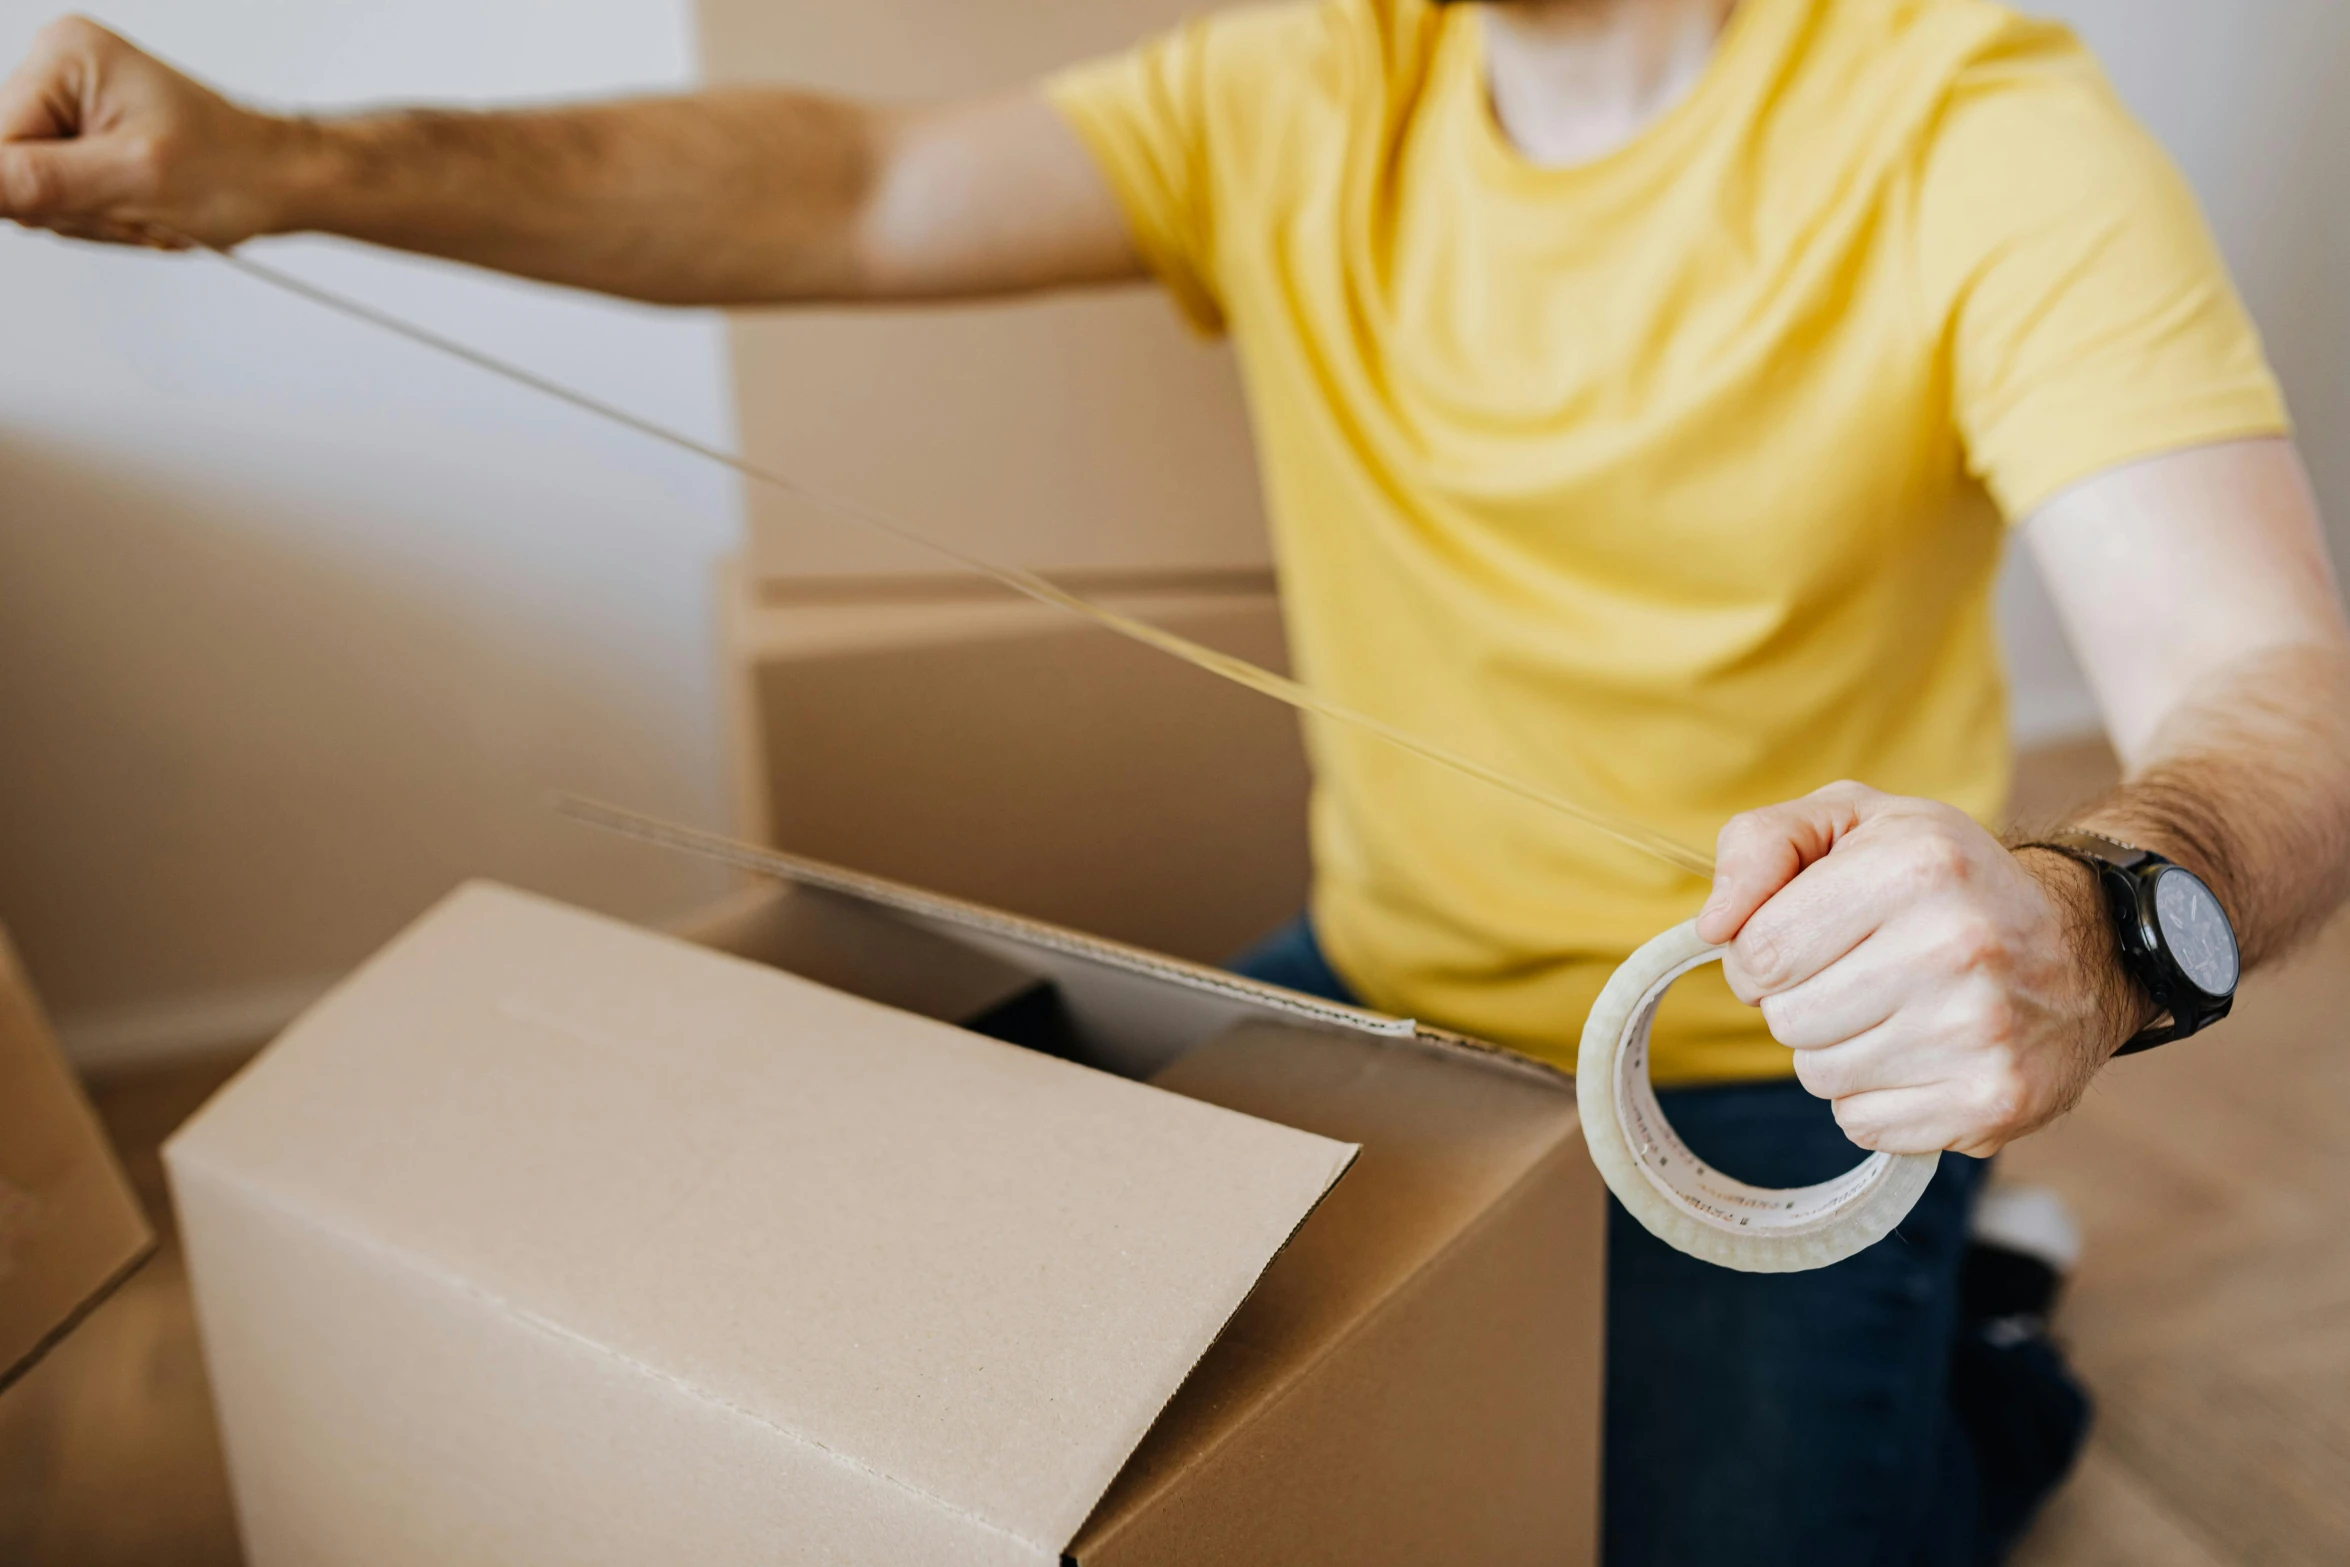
[{"xmin": 1050, "ymin": 0, "xmax": 2286, "ymax": 1082}]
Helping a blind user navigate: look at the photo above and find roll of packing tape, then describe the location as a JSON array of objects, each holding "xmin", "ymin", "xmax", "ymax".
[{"xmin": 1576, "ymin": 921, "xmax": 1941, "ymax": 1274}]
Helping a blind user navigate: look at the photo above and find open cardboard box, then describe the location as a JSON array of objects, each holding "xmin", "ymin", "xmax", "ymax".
[
  {"xmin": 165, "ymin": 840, "xmax": 1604, "ymax": 1565},
  {"xmin": 0, "ymin": 927, "xmax": 154, "ymax": 1394}
]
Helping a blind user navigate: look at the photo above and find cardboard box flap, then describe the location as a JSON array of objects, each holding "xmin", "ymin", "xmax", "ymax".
[
  {"xmin": 1076, "ymin": 1019, "xmax": 1586, "ymax": 1556},
  {"xmin": 1, "ymin": 929, "xmax": 154, "ymax": 1392},
  {"xmin": 166, "ymin": 883, "xmax": 1357, "ymax": 1555}
]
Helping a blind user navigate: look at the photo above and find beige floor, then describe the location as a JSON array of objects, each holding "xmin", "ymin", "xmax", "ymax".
[
  {"xmin": 2002, "ymin": 739, "xmax": 2350, "ymax": 1567},
  {"xmin": 3, "ymin": 740, "xmax": 2345, "ymax": 1563}
]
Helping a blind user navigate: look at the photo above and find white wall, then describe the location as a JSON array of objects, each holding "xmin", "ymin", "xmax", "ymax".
[
  {"xmin": 1999, "ymin": 0, "xmax": 2350, "ymax": 744},
  {"xmin": 0, "ymin": 0, "xmax": 738, "ymax": 1067}
]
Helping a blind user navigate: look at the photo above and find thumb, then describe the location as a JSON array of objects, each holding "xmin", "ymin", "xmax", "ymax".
[{"xmin": 1696, "ymin": 781, "xmax": 1885, "ymax": 945}]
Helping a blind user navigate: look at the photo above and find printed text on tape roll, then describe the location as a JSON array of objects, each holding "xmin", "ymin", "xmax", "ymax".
[{"xmin": 1576, "ymin": 921, "xmax": 1940, "ymax": 1274}]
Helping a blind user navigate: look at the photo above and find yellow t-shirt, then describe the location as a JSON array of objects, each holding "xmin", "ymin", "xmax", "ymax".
[{"xmin": 1049, "ymin": 0, "xmax": 2286, "ymax": 1083}]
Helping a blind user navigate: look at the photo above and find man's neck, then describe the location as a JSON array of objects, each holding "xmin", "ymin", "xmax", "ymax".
[{"xmin": 1480, "ymin": 0, "xmax": 1739, "ymax": 168}]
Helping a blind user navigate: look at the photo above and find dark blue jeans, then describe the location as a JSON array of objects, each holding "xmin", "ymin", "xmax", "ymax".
[{"xmin": 1231, "ymin": 915, "xmax": 2079, "ymax": 1567}]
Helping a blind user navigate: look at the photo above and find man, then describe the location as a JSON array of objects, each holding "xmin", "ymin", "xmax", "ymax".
[{"xmin": 4, "ymin": 2, "xmax": 2346, "ymax": 1561}]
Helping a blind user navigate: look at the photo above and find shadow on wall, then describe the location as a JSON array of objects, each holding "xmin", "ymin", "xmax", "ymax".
[
  {"xmin": 0, "ymin": 432, "xmax": 726, "ymax": 1055},
  {"xmin": 2262, "ymin": 38, "xmax": 2350, "ymax": 568},
  {"xmin": 2050, "ymin": 0, "xmax": 2350, "ymax": 576}
]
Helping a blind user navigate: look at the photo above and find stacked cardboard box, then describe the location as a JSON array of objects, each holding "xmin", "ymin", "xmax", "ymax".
[{"xmin": 717, "ymin": 564, "xmax": 1314, "ymax": 967}]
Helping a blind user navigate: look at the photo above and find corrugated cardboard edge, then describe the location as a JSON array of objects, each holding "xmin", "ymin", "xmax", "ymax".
[
  {"xmin": 1068, "ymin": 1032, "xmax": 1584, "ymax": 1561},
  {"xmin": 0, "ymin": 931, "xmax": 158, "ymax": 1395},
  {"xmin": 566, "ymin": 798, "xmax": 1572, "ymax": 1094},
  {"xmin": 0, "ymin": 1238, "xmax": 155, "ymax": 1399}
]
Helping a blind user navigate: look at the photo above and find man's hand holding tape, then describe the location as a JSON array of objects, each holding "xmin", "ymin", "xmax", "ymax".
[{"xmin": 1701, "ymin": 440, "xmax": 2350, "ymax": 1159}]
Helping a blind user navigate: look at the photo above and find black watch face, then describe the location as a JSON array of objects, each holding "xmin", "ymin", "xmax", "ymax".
[{"xmin": 2153, "ymin": 867, "xmax": 2239, "ymax": 998}]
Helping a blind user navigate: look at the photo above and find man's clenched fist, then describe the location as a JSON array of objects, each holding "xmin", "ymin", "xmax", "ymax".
[
  {"xmin": 1696, "ymin": 782, "xmax": 2152, "ymax": 1158},
  {"xmin": 0, "ymin": 15, "xmax": 297, "ymax": 248}
]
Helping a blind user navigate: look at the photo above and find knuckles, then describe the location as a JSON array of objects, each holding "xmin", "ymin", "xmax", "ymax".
[
  {"xmin": 1816, "ymin": 779, "xmax": 1881, "ymax": 808},
  {"xmin": 1932, "ymin": 915, "xmax": 2013, "ymax": 983},
  {"xmin": 1830, "ymin": 1100, "xmax": 1883, "ymax": 1151},
  {"xmin": 1975, "ymin": 1056, "xmax": 2036, "ymax": 1135},
  {"xmin": 1883, "ymin": 809, "xmax": 2005, "ymax": 907},
  {"xmin": 121, "ymin": 131, "xmax": 175, "ymax": 192},
  {"xmin": 1901, "ymin": 825, "xmax": 1974, "ymax": 888},
  {"xmin": 1712, "ymin": 811, "xmax": 1781, "ymax": 870},
  {"xmin": 0, "ymin": 150, "xmax": 61, "ymax": 217},
  {"xmin": 1790, "ymin": 1047, "xmax": 1842, "ymax": 1099},
  {"xmin": 1948, "ymin": 1051, "xmax": 2038, "ymax": 1146},
  {"xmin": 1730, "ymin": 926, "xmax": 1785, "ymax": 994},
  {"xmin": 1939, "ymin": 969, "xmax": 2029, "ymax": 1054},
  {"xmin": 38, "ymin": 14, "xmax": 116, "ymax": 53}
]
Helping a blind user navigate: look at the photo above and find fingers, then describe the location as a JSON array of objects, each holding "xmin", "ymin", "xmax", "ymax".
[
  {"xmin": 0, "ymin": 137, "xmax": 140, "ymax": 228},
  {"xmin": 0, "ymin": 15, "xmax": 114, "ymax": 141},
  {"xmin": 1794, "ymin": 1006, "xmax": 2039, "ymax": 1159},
  {"xmin": 0, "ymin": 66, "xmax": 63, "ymax": 143},
  {"xmin": 1756, "ymin": 927, "xmax": 1911, "ymax": 1048},
  {"xmin": 1725, "ymin": 797, "xmax": 2009, "ymax": 1005},
  {"xmin": 1829, "ymin": 1086, "xmax": 2008, "ymax": 1159},
  {"xmin": 0, "ymin": 17, "xmax": 138, "ymax": 232},
  {"xmin": 1726, "ymin": 815, "xmax": 1972, "ymax": 1004},
  {"xmin": 1696, "ymin": 781, "xmax": 1881, "ymax": 945},
  {"xmin": 1723, "ymin": 844, "xmax": 1908, "ymax": 1004},
  {"xmin": 1784, "ymin": 1007, "xmax": 1982, "ymax": 1099},
  {"xmin": 0, "ymin": 140, "xmax": 67, "ymax": 219}
]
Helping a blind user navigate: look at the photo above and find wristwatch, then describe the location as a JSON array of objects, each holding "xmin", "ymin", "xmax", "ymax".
[{"xmin": 2018, "ymin": 830, "xmax": 2239, "ymax": 1055}]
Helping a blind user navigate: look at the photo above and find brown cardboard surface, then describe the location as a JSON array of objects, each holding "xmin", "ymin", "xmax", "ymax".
[
  {"xmin": 730, "ymin": 588, "xmax": 1311, "ymax": 964},
  {"xmin": 1074, "ymin": 1021, "xmax": 1604, "ymax": 1565},
  {"xmin": 167, "ymin": 883, "xmax": 1355, "ymax": 1561},
  {"xmin": 0, "ymin": 928, "xmax": 153, "ymax": 1393}
]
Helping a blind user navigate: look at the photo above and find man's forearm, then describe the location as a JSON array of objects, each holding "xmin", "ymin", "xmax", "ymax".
[
  {"xmin": 3, "ymin": 22, "xmax": 1141, "ymax": 307},
  {"xmin": 268, "ymin": 90, "xmax": 881, "ymax": 304},
  {"xmin": 2017, "ymin": 640, "xmax": 2350, "ymax": 1049}
]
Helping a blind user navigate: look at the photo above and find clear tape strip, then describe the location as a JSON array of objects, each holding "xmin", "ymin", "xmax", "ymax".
[{"xmin": 194, "ymin": 243, "xmax": 1716, "ymax": 882}]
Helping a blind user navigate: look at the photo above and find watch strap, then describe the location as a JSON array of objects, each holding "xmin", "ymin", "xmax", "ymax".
[
  {"xmin": 2114, "ymin": 1017, "xmax": 2190, "ymax": 1056},
  {"xmin": 2013, "ymin": 833, "xmax": 2194, "ymax": 1055},
  {"xmin": 2034, "ymin": 828, "xmax": 2156, "ymax": 871}
]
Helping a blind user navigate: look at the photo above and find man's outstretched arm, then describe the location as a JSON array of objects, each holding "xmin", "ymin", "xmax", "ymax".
[
  {"xmin": 0, "ymin": 15, "xmax": 1142, "ymax": 304},
  {"xmin": 1698, "ymin": 438, "xmax": 2350, "ymax": 1158}
]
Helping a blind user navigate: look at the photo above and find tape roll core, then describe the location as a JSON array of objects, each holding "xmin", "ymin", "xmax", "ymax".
[{"xmin": 1575, "ymin": 921, "xmax": 1941, "ymax": 1273}]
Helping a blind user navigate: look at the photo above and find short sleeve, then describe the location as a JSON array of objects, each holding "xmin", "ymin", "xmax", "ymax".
[
  {"xmin": 1917, "ymin": 24, "xmax": 2290, "ymax": 520},
  {"xmin": 1047, "ymin": 2, "xmax": 1345, "ymax": 337}
]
